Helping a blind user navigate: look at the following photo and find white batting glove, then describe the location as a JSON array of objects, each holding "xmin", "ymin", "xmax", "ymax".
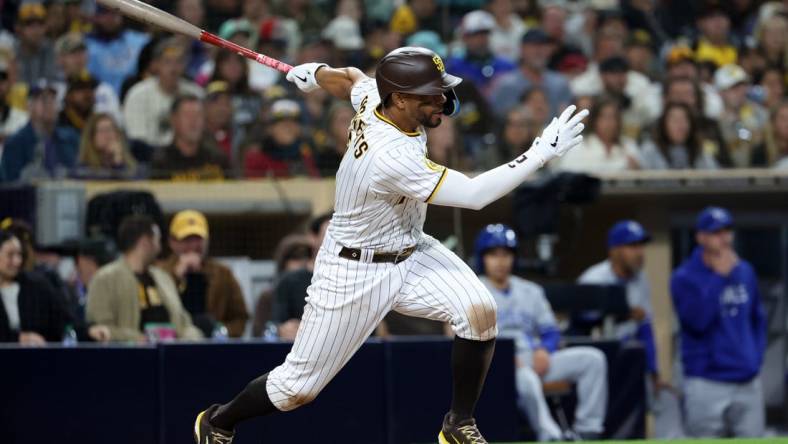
[
  {"xmin": 528, "ymin": 105, "xmax": 588, "ymax": 166},
  {"xmin": 286, "ymin": 62, "xmax": 328, "ymax": 93}
]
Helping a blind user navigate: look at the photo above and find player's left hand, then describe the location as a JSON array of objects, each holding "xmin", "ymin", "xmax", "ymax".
[
  {"xmin": 529, "ymin": 105, "xmax": 589, "ymax": 165},
  {"xmin": 286, "ymin": 62, "xmax": 328, "ymax": 93}
]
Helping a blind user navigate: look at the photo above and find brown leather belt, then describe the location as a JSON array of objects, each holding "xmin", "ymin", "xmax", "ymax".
[{"xmin": 338, "ymin": 246, "xmax": 416, "ymax": 264}]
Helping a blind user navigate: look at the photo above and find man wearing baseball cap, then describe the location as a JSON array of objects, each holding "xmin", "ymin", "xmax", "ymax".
[
  {"xmin": 579, "ymin": 220, "xmax": 658, "ymax": 375},
  {"xmin": 15, "ymin": 2, "xmax": 58, "ymax": 86},
  {"xmin": 54, "ymin": 33, "xmax": 122, "ymax": 124},
  {"xmin": 160, "ymin": 210, "xmax": 248, "ymax": 338},
  {"xmin": 579, "ymin": 220, "xmax": 686, "ymax": 438},
  {"xmin": 671, "ymin": 206, "xmax": 766, "ymax": 437},
  {"xmin": 714, "ymin": 64, "xmax": 768, "ymax": 167},
  {"xmin": 446, "ymin": 10, "xmax": 515, "ymax": 98},
  {"xmin": 490, "ymin": 28, "xmax": 572, "ymax": 119},
  {"xmin": 1, "ymin": 79, "xmax": 79, "ymax": 182}
]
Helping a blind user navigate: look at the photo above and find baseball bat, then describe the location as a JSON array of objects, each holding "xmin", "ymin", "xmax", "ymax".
[{"xmin": 96, "ymin": 0, "xmax": 292, "ymax": 73}]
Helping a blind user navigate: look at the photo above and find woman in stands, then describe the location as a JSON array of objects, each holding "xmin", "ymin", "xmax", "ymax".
[
  {"xmin": 73, "ymin": 113, "xmax": 139, "ymax": 179},
  {"xmin": 640, "ymin": 102, "xmax": 718, "ymax": 169}
]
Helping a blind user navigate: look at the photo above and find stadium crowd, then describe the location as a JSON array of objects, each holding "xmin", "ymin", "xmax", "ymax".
[
  {"xmin": 0, "ymin": 0, "xmax": 781, "ymax": 441},
  {"xmin": 0, "ymin": 0, "xmax": 787, "ymax": 181}
]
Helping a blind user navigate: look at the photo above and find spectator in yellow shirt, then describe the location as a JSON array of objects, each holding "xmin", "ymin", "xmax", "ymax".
[{"xmin": 695, "ymin": 5, "xmax": 737, "ymax": 68}]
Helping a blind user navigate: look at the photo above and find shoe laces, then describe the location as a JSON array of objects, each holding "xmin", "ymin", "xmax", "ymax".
[
  {"xmin": 457, "ymin": 424, "xmax": 486, "ymax": 444},
  {"xmin": 209, "ymin": 431, "xmax": 234, "ymax": 444}
]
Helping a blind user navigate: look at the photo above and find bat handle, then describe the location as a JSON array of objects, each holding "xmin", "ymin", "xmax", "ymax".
[{"xmin": 199, "ymin": 31, "xmax": 293, "ymax": 73}]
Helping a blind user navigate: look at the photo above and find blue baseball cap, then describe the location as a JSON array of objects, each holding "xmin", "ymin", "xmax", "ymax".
[
  {"xmin": 696, "ymin": 206, "xmax": 733, "ymax": 232},
  {"xmin": 607, "ymin": 220, "xmax": 651, "ymax": 248}
]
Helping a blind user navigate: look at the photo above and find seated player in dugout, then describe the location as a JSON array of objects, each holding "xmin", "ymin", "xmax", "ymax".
[
  {"xmin": 475, "ymin": 224, "xmax": 608, "ymax": 441},
  {"xmin": 195, "ymin": 47, "xmax": 588, "ymax": 444}
]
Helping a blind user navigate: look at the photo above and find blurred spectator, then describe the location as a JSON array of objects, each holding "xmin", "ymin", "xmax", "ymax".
[
  {"xmin": 86, "ymin": 214, "xmax": 203, "ymax": 342},
  {"xmin": 252, "ymin": 213, "xmax": 331, "ymax": 337},
  {"xmin": 0, "ymin": 217, "xmax": 79, "ymax": 314},
  {"xmin": 490, "ymin": 29, "xmax": 572, "ymax": 118},
  {"xmin": 573, "ymin": 55, "xmax": 660, "ymax": 139},
  {"xmin": 1, "ymin": 80, "xmax": 78, "ymax": 182},
  {"xmin": 727, "ymin": 0, "xmax": 760, "ymax": 42},
  {"xmin": 66, "ymin": 238, "xmax": 113, "ymax": 324},
  {"xmin": 209, "ymin": 51, "xmax": 262, "ymax": 146},
  {"xmin": 570, "ymin": 22, "xmax": 627, "ymax": 82},
  {"xmin": 0, "ymin": 230, "xmax": 110, "ymax": 344},
  {"xmin": 754, "ymin": 14, "xmax": 788, "ymax": 71},
  {"xmin": 242, "ymin": 99, "xmax": 319, "ymax": 178},
  {"xmin": 174, "ymin": 0, "xmax": 209, "ymax": 80},
  {"xmin": 300, "ymin": 88, "xmax": 331, "ymax": 133},
  {"xmin": 160, "ymin": 210, "xmax": 248, "ymax": 338},
  {"xmin": 624, "ymin": 30, "xmax": 657, "ymax": 80},
  {"xmin": 86, "ymin": 5, "xmax": 150, "ymax": 95},
  {"xmin": 151, "ymin": 95, "xmax": 229, "ymax": 180},
  {"xmin": 0, "ymin": 59, "xmax": 29, "ymax": 152},
  {"xmin": 268, "ymin": 234, "xmax": 314, "ymax": 341},
  {"xmin": 714, "ymin": 64, "xmax": 768, "ymax": 167},
  {"xmin": 203, "ymin": 81, "xmax": 235, "ymax": 163},
  {"xmin": 218, "ymin": 18, "xmax": 254, "ymax": 51},
  {"xmin": 662, "ymin": 45, "xmax": 723, "ymax": 119},
  {"xmin": 406, "ymin": 30, "xmax": 447, "ymax": 59},
  {"xmin": 540, "ymin": 1, "xmax": 570, "ymax": 58},
  {"xmin": 737, "ymin": 45, "xmax": 768, "ymax": 81},
  {"xmin": 314, "ymin": 101, "xmax": 354, "ymax": 176},
  {"xmin": 640, "ymin": 102, "xmax": 718, "ymax": 170},
  {"xmin": 54, "ymin": 33, "xmax": 122, "ymax": 124},
  {"xmin": 671, "ymin": 207, "xmax": 766, "ymax": 438},
  {"xmin": 578, "ymin": 221, "xmax": 660, "ymax": 381},
  {"xmin": 15, "ymin": 2, "xmax": 57, "ymax": 86},
  {"xmin": 123, "ymin": 38, "xmax": 203, "ymax": 149},
  {"xmin": 447, "ymin": 10, "xmax": 516, "ymax": 98},
  {"xmin": 390, "ymin": 0, "xmax": 442, "ymax": 37},
  {"xmin": 520, "ymin": 87, "xmax": 550, "ymax": 127},
  {"xmin": 663, "ymin": 76, "xmax": 730, "ymax": 165},
  {"xmin": 248, "ymin": 19, "xmax": 288, "ymax": 91},
  {"xmin": 556, "ymin": 98, "xmax": 641, "ymax": 173},
  {"xmin": 487, "ymin": 0, "xmax": 526, "ymax": 62},
  {"xmin": 478, "ymin": 106, "xmax": 538, "ymax": 170},
  {"xmin": 752, "ymin": 101, "xmax": 788, "ymax": 168},
  {"xmin": 1, "ymin": 218, "xmax": 36, "ymax": 273},
  {"xmin": 56, "ymin": 71, "xmax": 97, "ymax": 157},
  {"xmin": 757, "ymin": 66, "xmax": 785, "ymax": 112},
  {"xmin": 274, "ymin": 0, "xmax": 328, "ymax": 55},
  {"xmin": 475, "ymin": 224, "xmax": 607, "ymax": 441},
  {"xmin": 118, "ymin": 36, "xmax": 160, "ymax": 103},
  {"xmin": 694, "ymin": 4, "xmax": 737, "ymax": 68},
  {"xmin": 322, "ymin": 1, "xmax": 365, "ymax": 57},
  {"xmin": 73, "ymin": 113, "xmax": 139, "ymax": 179}
]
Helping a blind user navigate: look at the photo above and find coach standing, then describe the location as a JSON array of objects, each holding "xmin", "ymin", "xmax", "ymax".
[{"xmin": 671, "ymin": 206, "xmax": 766, "ymax": 437}]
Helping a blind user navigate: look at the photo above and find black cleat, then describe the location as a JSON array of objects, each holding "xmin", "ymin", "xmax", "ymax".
[
  {"xmin": 194, "ymin": 404, "xmax": 234, "ymax": 444},
  {"xmin": 438, "ymin": 413, "xmax": 488, "ymax": 444}
]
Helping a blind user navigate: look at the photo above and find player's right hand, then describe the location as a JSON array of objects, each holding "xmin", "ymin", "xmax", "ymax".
[
  {"xmin": 286, "ymin": 62, "xmax": 328, "ymax": 93},
  {"xmin": 531, "ymin": 105, "xmax": 588, "ymax": 163}
]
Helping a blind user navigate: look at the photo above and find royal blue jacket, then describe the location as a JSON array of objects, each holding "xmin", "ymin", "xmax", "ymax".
[
  {"xmin": 446, "ymin": 54, "xmax": 515, "ymax": 94},
  {"xmin": 671, "ymin": 247, "xmax": 766, "ymax": 382}
]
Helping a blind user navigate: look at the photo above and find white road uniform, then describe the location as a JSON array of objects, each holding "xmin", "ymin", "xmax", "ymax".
[{"xmin": 481, "ymin": 276, "xmax": 608, "ymax": 441}]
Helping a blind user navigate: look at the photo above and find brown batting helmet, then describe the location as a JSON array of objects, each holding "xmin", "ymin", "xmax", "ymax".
[{"xmin": 375, "ymin": 47, "xmax": 462, "ymax": 116}]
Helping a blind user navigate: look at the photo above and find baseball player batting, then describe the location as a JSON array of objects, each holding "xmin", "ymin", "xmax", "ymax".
[{"xmin": 195, "ymin": 47, "xmax": 588, "ymax": 444}]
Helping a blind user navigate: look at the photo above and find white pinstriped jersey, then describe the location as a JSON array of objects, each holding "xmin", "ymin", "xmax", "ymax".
[{"xmin": 326, "ymin": 77, "xmax": 447, "ymax": 252}]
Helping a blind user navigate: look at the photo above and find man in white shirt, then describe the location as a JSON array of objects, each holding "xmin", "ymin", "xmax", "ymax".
[{"xmin": 123, "ymin": 38, "xmax": 203, "ymax": 149}]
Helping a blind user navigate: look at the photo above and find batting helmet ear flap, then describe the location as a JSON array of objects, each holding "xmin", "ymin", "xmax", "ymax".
[{"xmin": 443, "ymin": 88, "xmax": 460, "ymax": 116}]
